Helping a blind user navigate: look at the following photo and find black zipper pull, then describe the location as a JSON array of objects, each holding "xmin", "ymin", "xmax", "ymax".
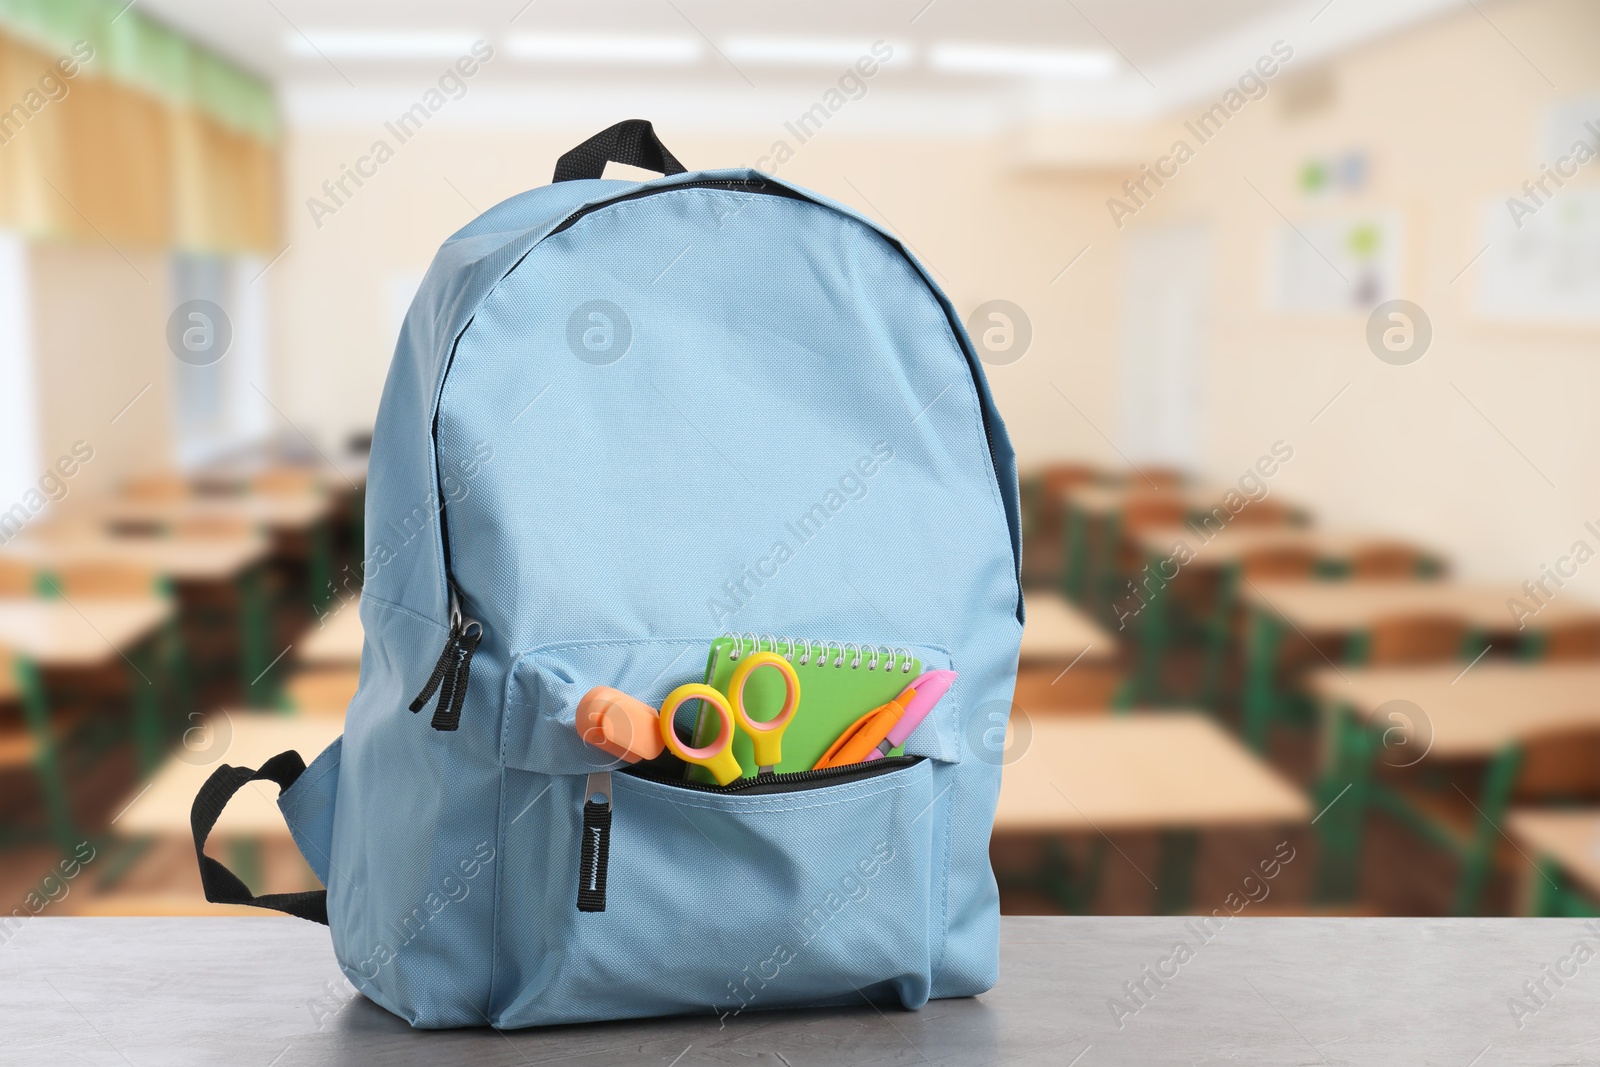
[
  {"xmin": 577, "ymin": 771, "xmax": 612, "ymax": 912},
  {"xmin": 409, "ymin": 622, "xmax": 462, "ymax": 714},
  {"xmin": 429, "ymin": 623, "xmax": 481, "ymax": 732},
  {"xmin": 409, "ymin": 593, "xmax": 484, "ymax": 732}
]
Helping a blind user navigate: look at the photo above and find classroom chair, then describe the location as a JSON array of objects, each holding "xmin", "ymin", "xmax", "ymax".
[
  {"xmin": 1537, "ymin": 620, "xmax": 1600, "ymax": 662},
  {"xmin": 283, "ymin": 667, "xmax": 360, "ymax": 714},
  {"xmin": 1011, "ymin": 664, "xmax": 1123, "ymax": 714},
  {"xmin": 1199, "ymin": 546, "xmax": 1321, "ymax": 710},
  {"xmin": 40, "ymin": 562, "xmax": 190, "ymax": 755},
  {"xmin": 174, "ymin": 516, "xmax": 257, "ymax": 540},
  {"xmin": 250, "ymin": 468, "xmax": 337, "ymax": 616},
  {"xmin": 0, "ymin": 646, "xmax": 79, "ymax": 852},
  {"xmin": 1361, "ymin": 613, "xmax": 1472, "ymax": 666},
  {"xmin": 0, "ymin": 558, "xmax": 38, "ymax": 596},
  {"xmin": 1374, "ymin": 723, "xmax": 1600, "ymax": 915},
  {"xmin": 1121, "ymin": 492, "xmax": 1189, "ymax": 532},
  {"xmin": 170, "ymin": 516, "xmax": 280, "ymax": 706},
  {"xmin": 1102, "ymin": 492, "xmax": 1191, "ymax": 630},
  {"xmin": 1227, "ymin": 498, "xmax": 1298, "ymax": 528},
  {"xmin": 171, "ymin": 516, "xmax": 263, "ymax": 615},
  {"xmin": 1021, "ymin": 464, "xmax": 1100, "ymax": 590},
  {"xmin": 1042, "ymin": 463, "xmax": 1101, "ymax": 496},
  {"xmin": 122, "ymin": 472, "xmax": 191, "ymax": 500},
  {"xmin": 1243, "ymin": 546, "xmax": 1321, "ymax": 580},
  {"xmin": 1132, "ymin": 466, "xmax": 1187, "ymax": 489},
  {"xmin": 1349, "ymin": 542, "xmax": 1436, "ymax": 581}
]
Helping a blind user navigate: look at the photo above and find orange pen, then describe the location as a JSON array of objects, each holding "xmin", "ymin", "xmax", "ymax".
[{"xmin": 813, "ymin": 688, "xmax": 916, "ymax": 770}]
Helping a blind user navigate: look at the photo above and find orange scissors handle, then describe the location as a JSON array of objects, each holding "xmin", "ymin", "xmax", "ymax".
[{"xmin": 658, "ymin": 683, "xmax": 742, "ymax": 785}]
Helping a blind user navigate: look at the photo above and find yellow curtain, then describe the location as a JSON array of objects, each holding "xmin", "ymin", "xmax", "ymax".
[{"xmin": 0, "ymin": 30, "xmax": 277, "ymax": 253}]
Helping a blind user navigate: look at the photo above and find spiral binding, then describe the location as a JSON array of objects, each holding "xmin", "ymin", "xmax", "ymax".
[{"xmin": 721, "ymin": 631, "xmax": 915, "ymax": 673}]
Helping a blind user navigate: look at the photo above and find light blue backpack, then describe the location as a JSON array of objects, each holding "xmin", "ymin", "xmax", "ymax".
[{"xmin": 193, "ymin": 121, "xmax": 1023, "ymax": 1029}]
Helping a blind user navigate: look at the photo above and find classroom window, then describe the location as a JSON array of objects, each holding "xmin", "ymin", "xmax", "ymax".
[{"xmin": 170, "ymin": 253, "xmax": 271, "ymax": 468}]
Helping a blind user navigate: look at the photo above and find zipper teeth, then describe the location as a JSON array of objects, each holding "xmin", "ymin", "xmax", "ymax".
[
  {"xmin": 623, "ymin": 756, "xmax": 919, "ymax": 795},
  {"xmin": 546, "ymin": 178, "xmax": 807, "ymax": 237}
]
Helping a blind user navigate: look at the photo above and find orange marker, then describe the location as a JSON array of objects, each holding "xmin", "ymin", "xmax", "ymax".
[
  {"xmin": 576, "ymin": 687, "xmax": 666, "ymax": 763},
  {"xmin": 813, "ymin": 688, "xmax": 916, "ymax": 770}
]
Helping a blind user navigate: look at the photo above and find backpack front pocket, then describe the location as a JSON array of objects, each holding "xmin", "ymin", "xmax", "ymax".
[{"xmin": 495, "ymin": 637, "xmax": 961, "ymax": 1027}]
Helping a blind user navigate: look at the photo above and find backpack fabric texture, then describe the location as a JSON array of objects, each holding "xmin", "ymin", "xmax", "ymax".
[{"xmin": 260, "ymin": 134, "xmax": 1023, "ymax": 1029}]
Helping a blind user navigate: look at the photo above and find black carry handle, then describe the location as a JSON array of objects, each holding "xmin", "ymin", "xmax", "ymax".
[
  {"xmin": 553, "ymin": 120, "xmax": 687, "ymax": 183},
  {"xmin": 192, "ymin": 750, "xmax": 328, "ymax": 924}
]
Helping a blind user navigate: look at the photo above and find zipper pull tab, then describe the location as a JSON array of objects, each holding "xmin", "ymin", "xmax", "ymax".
[
  {"xmin": 409, "ymin": 622, "xmax": 462, "ymax": 714},
  {"xmin": 577, "ymin": 771, "xmax": 612, "ymax": 913},
  {"xmin": 429, "ymin": 619, "xmax": 481, "ymax": 732},
  {"xmin": 409, "ymin": 588, "xmax": 485, "ymax": 731}
]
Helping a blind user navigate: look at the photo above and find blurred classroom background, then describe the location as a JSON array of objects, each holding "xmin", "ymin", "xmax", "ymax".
[{"xmin": 1, "ymin": 0, "xmax": 1599, "ymax": 923}]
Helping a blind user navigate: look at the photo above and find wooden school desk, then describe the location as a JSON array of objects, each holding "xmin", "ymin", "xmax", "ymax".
[
  {"xmin": 10, "ymin": 915, "xmax": 1600, "ymax": 1063},
  {"xmin": 1238, "ymin": 581, "xmax": 1600, "ymax": 751},
  {"xmin": 993, "ymin": 713, "xmax": 1308, "ymax": 912},
  {"xmin": 1123, "ymin": 526, "xmax": 1443, "ymax": 705},
  {"xmin": 115, "ymin": 714, "xmax": 343, "ymax": 895},
  {"xmin": 2, "ymin": 533, "xmax": 276, "ymax": 700},
  {"xmin": 1306, "ymin": 663, "xmax": 1600, "ymax": 908},
  {"xmin": 1508, "ymin": 810, "xmax": 1600, "ymax": 917},
  {"xmin": 193, "ymin": 456, "xmax": 369, "ymax": 559},
  {"xmin": 298, "ymin": 606, "xmax": 364, "ymax": 668},
  {"xmin": 0, "ymin": 597, "xmax": 173, "ymax": 846},
  {"xmin": 1058, "ymin": 481, "xmax": 1310, "ymax": 614},
  {"xmin": 1015, "ymin": 590, "xmax": 1121, "ymax": 710},
  {"xmin": 98, "ymin": 492, "xmax": 338, "ymax": 616}
]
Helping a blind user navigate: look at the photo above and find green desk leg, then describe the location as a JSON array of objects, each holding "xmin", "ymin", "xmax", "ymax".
[
  {"xmin": 1529, "ymin": 860, "xmax": 1600, "ymax": 917},
  {"xmin": 1064, "ymin": 505, "xmax": 1089, "ymax": 602},
  {"xmin": 128, "ymin": 640, "xmax": 164, "ymax": 776},
  {"xmin": 93, "ymin": 836, "xmax": 154, "ymax": 891},
  {"xmin": 1153, "ymin": 829, "xmax": 1199, "ymax": 914},
  {"xmin": 1530, "ymin": 858, "xmax": 1561, "ymax": 917},
  {"xmin": 1131, "ymin": 550, "xmax": 1172, "ymax": 705},
  {"xmin": 1452, "ymin": 743, "xmax": 1522, "ymax": 916},
  {"xmin": 15, "ymin": 658, "xmax": 77, "ymax": 853},
  {"xmin": 349, "ymin": 485, "xmax": 366, "ymax": 564},
  {"xmin": 1041, "ymin": 837, "xmax": 1109, "ymax": 913},
  {"xmin": 238, "ymin": 564, "xmax": 273, "ymax": 707},
  {"xmin": 1241, "ymin": 609, "xmax": 1286, "ymax": 752},
  {"xmin": 1313, "ymin": 703, "xmax": 1372, "ymax": 902},
  {"xmin": 1095, "ymin": 515, "xmax": 1124, "ymax": 623},
  {"xmin": 309, "ymin": 518, "xmax": 334, "ymax": 615},
  {"xmin": 159, "ymin": 581, "xmax": 193, "ymax": 722},
  {"xmin": 226, "ymin": 838, "xmax": 264, "ymax": 895},
  {"xmin": 1199, "ymin": 563, "xmax": 1242, "ymax": 711}
]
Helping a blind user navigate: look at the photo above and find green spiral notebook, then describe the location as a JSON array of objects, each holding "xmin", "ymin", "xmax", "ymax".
[{"xmin": 686, "ymin": 635, "xmax": 921, "ymax": 782}]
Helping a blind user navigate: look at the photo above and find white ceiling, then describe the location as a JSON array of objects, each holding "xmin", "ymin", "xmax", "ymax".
[
  {"xmin": 138, "ymin": 0, "xmax": 1298, "ymax": 86},
  {"xmin": 136, "ymin": 0, "xmax": 1468, "ymax": 133}
]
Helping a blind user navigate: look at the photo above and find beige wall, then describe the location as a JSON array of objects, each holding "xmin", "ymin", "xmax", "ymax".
[
  {"xmin": 1109, "ymin": 0, "xmax": 1600, "ymax": 587},
  {"xmin": 273, "ymin": 0, "xmax": 1599, "ymax": 595},
  {"xmin": 275, "ymin": 127, "xmax": 1124, "ymax": 459},
  {"xmin": 30, "ymin": 241, "xmax": 171, "ymax": 500}
]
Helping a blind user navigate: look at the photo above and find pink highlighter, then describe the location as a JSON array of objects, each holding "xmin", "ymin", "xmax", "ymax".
[{"xmin": 865, "ymin": 669, "xmax": 956, "ymax": 760}]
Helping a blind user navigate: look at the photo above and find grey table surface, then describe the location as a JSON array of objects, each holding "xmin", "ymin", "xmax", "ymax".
[{"xmin": 3, "ymin": 916, "xmax": 1599, "ymax": 1065}]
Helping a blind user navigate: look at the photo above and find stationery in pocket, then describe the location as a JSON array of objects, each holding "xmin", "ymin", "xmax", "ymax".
[{"xmin": 687, "ymin": 635, "xmax": 922, "ymax": 781}]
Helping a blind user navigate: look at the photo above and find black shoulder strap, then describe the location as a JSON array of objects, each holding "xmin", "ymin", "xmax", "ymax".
[
  {"xmin": 192, "ymin": 750, "xmax": 328, "ymax": 924},
  {"xmin": 553, "ymin": 120, "xmax": 687, "ymax": 183}
]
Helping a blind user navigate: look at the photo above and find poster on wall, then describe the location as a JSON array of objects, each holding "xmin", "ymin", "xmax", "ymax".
[
  {"xmin": 1478, "ymin": 189, "xmax": 1600, "ymax": 324},
  {"xmin": 1268, "ymin": 211, "xmax": 1401, "ymax": 314}
]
